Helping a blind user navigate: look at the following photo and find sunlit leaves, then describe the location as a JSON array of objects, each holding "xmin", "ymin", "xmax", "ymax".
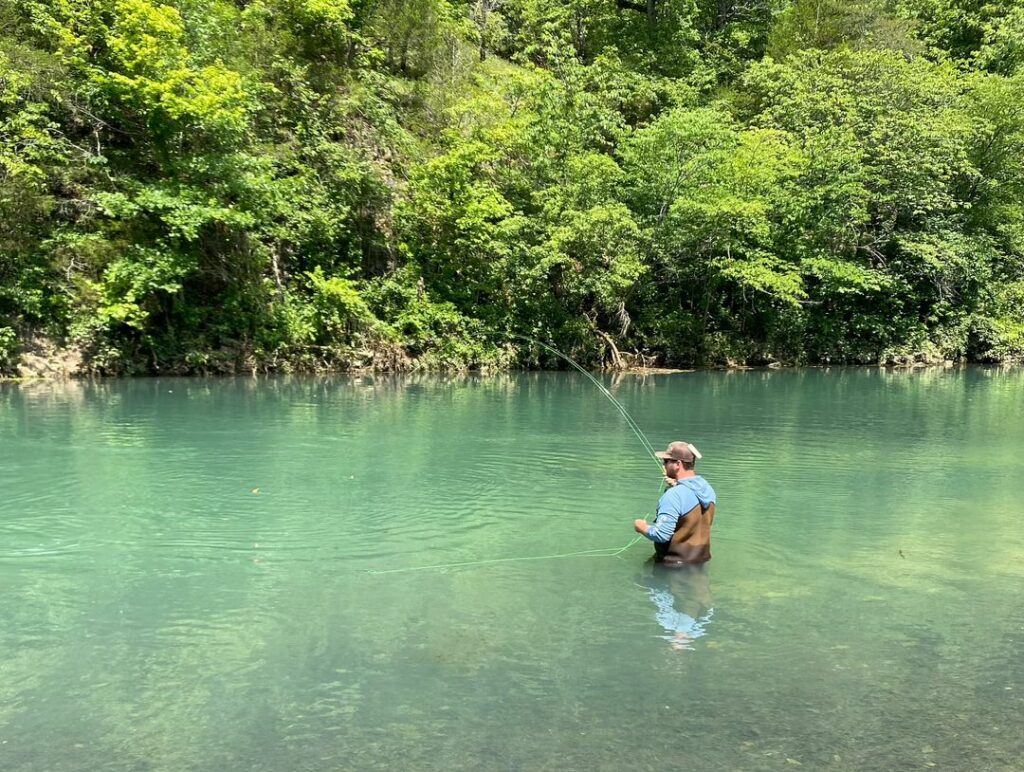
[
  {"xmin": 2, "ymin": 0, "xmax": 1024, "ymax": 374},
  {"xmin": 623, "ymin": 108, "xmax": 806, "ymax": 307},
  {"xmin": 92, "ymin": 246, "xmax": 196, "ymax": 329}
]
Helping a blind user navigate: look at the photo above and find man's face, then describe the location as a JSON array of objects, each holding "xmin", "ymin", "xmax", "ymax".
[{"xmin": 663, "ymin": 458, "xmax": 681, "ymax": 477}]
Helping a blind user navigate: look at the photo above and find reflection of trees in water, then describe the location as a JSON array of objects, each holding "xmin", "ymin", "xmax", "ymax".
[{"xmin": 639, "ymin": 564, "xmax": 714, "ymax": 651}]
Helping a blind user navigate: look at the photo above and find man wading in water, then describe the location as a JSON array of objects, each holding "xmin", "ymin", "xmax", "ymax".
[{"xmin": 633, "ymin": 441, "xmax": 717, "ymax": 565}]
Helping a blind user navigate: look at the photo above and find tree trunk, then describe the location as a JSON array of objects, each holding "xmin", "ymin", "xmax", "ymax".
[{"xmin": 596, "ymin": 329, "xmax": 625, "ymax": 370}]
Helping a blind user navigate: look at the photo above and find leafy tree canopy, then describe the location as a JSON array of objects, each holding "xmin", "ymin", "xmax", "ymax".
[{"xmin": 1, "ymin": 0, "xmax": 1022, "ymax": 373}]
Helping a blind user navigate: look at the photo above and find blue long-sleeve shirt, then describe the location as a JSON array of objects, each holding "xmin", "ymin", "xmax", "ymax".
[{"xmin": 645, "ymin": 476, "xmax": 717, "ymax": 542}]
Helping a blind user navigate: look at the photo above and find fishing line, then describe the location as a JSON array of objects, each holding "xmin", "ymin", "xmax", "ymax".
[
  {"xmin": 366, "ymin": 535, "xmax": 646, "ymax": 575},
  {"xmin": 498, "ymin": 333, "xmax": 661, "ymax": 467},
  {"xmin": 367, "ymin": 333, "xmax": 661, "ymax": 576}
]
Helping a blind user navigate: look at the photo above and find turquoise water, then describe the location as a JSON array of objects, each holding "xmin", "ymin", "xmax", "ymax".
[{"xmin": 1, "ymin": 369, "xmax": 1022, "ymax": 770}]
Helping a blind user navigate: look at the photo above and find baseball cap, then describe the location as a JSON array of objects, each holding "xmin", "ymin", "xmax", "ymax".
[{"xmin": 654, "ymin": 441, "xmax": 702, "ymax": 463}]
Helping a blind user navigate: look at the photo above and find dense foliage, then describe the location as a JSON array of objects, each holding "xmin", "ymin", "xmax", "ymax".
[{"xmin": 2, "ymin": 0, "xmax": 1023, "ymax": 373}]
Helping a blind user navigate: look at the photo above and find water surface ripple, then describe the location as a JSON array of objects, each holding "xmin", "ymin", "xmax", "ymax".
[{"xmin": 1, "ymin": 369, "xmax": 1022, "ymax": 771}]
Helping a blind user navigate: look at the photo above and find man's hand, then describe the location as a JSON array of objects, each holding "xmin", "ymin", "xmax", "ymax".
[
  {"xmin": 663, "ymin": 476, "xmax": 677, "ymax": 487},
  {"xmin": 634, "ymin": 518, "xmax": 649, "ymax": 535}
]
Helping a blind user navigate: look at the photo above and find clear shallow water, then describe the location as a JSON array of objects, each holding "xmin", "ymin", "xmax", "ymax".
[{"xmin": 1, "ymin": 368, "xmax": 1022, "ymax": 771}]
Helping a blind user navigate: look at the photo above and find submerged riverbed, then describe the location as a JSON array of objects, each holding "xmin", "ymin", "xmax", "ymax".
[{"xmin": 1, "ymin": 368, "xmax": 1022, "ymax": 770}]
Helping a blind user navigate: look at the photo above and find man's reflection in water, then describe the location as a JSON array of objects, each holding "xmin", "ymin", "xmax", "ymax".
[{"xmin": 639, "ymin": 563, "xmax": 714, "ymax": 651}]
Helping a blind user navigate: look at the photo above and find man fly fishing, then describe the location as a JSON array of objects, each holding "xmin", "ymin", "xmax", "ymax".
[{"xmin": 634, "ymin": 441, "xmax": 717, "ymax": 566}]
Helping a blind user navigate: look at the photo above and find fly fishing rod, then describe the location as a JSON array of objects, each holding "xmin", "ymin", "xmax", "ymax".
[
  {"xmin": 367, "ymin": 332, "xmax": 660, "ymax": 575},
  {"xmin": 499, "ymin": 333, "xmax": 661, "ymax": 467}
]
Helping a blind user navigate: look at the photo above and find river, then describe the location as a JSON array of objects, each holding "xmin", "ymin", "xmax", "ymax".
[{"xmin": 1, "ymin": 368, "xmax": 1021, "ymax": 770}]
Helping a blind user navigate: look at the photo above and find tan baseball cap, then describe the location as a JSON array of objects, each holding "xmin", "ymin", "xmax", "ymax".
[{"xmin": 655, "ymin": 441, "xmax": 702, "ymax": 463}]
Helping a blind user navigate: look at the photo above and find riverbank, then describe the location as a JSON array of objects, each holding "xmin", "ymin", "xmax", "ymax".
[{"xmin": 4, "ymin": 338, "xmax": 1016, "ymax": 381}]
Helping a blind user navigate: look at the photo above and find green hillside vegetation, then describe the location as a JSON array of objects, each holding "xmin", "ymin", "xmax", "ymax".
[{"xmin": 2, "ymin": 0, "xmax": 1023, "ymax": 374}]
